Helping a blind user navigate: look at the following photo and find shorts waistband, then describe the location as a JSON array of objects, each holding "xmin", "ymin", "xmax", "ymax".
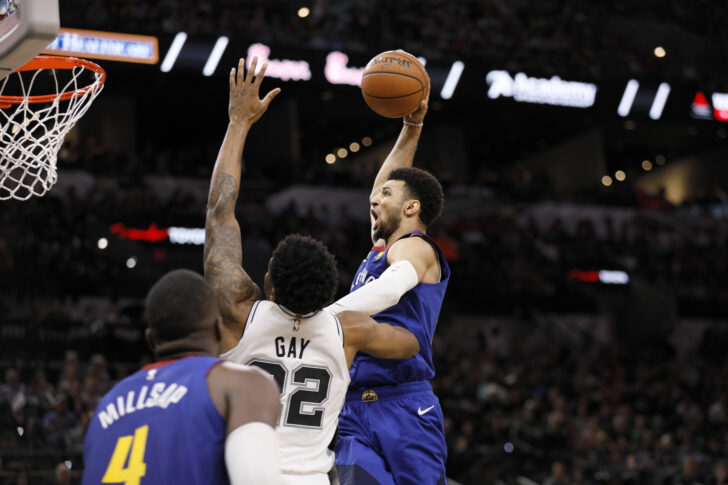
[{"xmin": 346, "ymin": 381, "xmax": 432, "ymax": 403}]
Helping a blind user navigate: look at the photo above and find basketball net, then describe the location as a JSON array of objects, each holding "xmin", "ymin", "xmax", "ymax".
[{"xmin": 0, "ymin": 56, "xmax": 105, "ymax": 200}]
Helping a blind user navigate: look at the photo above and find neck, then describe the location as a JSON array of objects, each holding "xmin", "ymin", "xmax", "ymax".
[
  {"xmin": 385, "ymin": 222, "xmax": 425, "ymax": 246},
  {"xmin": 153, "ymin": 337, "xmax": 216, "ymax": 362}
]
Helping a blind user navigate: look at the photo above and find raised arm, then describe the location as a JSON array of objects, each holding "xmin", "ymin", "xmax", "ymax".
[
  {"xmin": 204, "ymin": 57, "xmax": 280, "ymax": 329},
  {"xmin": 339, "ymin": 311, "xmax": 420, "ymax": 368},
  {"xmin": 370, "ymin": 95, "xmax": 429, "ymax": 199}
]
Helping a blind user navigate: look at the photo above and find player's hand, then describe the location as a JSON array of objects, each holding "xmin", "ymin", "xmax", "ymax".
[
  {"xmin": 229, "ymin": 57, "xmax": 281, "ymax": 128},
  {"xmin": 404, "ymin": 85, "xmax": 429, "ymax": 125}
]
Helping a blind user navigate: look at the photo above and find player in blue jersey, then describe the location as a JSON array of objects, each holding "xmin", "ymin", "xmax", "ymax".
[
  {"xmin": 82, "ymin": 269, "xmax": 282, "ymax": 484},
  {"xmin": 327, "ymin": 95, "xmax": 451, "ymax": 484}
]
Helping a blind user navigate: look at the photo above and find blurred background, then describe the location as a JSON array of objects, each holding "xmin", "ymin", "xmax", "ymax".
[{"xmin": 1, "ymin": 1, "xmax": 727, "ymax": 483}]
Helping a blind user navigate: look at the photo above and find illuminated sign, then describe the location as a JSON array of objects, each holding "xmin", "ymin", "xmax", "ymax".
[
  {"xmin": 247, "ymin": 43, "xmax": 310, "ymax": 81},
  {"xmin": 568, "ymin": 269, "xmax": 629, "ymax": 285},
  {"xmin": 324, "ymin": 51, "xmax": 365, "ymax": 86},
  {"xmin": 691, "ymin": 92, "xmax": 712, "ymax": 120},
  {"xmin": 486, "ymin": 70, "xmax": 597, "ymax": 108},
  {"xmin": 712, "ymin": 92, "xmax": 728, "ymax": 122},
  {"xmin": 44, "ymin": 28, "xmax": 158, "ymax": 64},
  {"xmin": 110, "ymin": 223, "xmax": 204, "ymax": 245}
]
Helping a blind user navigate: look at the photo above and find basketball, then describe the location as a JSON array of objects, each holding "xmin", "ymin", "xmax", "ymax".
[{"xmin": 361, "ymin": 50, "xmax": 429, "ymax": 118}]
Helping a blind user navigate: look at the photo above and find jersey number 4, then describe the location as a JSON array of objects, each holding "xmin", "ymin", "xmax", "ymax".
[
  {"xmin": 249, "ymin": 361, "xmax": 331, "ymax": 428},
  {"xmin": 102, "ymin": 425, "xmax": 148, "ymax": 484}
]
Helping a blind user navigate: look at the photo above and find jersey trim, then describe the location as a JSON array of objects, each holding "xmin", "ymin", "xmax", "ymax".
[
  {"xmin": 334, "ymin": 316, "xmax": 344, "ymax": 347},
  {"xmin": 371, "ymin": 230, "xmax": 426, "ymax": 252},
  {"xmin": 277, "ymin": 304, "xmax": 320, "ymax": 319}
]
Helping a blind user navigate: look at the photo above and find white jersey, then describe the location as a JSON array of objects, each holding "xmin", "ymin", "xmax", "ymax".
[{"xmin": 221, "ymin": 300, "xmax": 350, "ymax": 475}]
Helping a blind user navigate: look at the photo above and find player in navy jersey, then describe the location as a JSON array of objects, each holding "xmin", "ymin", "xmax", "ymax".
[
  {"xmin": 328, "ymin": 95, "xmax": 451, "ymax": 484},
  {"xmin": 82, "ymin": 269, "xmax": 282, "ymax": 484}
]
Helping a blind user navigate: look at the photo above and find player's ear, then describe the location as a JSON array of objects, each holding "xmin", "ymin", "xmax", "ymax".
[
  {"xmin": 403, "ymin": 199, "xmax": 420, "ymax": 218},
  {"xmin": 145, "ymin": 328, "xmax": 156, "ymax": 352}
]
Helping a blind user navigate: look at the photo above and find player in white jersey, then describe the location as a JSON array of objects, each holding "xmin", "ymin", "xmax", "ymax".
[{"xmin": 204, "ymin": 57, "xmax": 420, "ymax": 485}]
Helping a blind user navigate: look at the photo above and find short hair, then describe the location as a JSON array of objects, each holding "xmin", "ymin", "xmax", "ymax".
[
  {"xmin": 388, "ymin": 167, "xmax": 444, "ymax": 227},
  {"xmin": 145, "ymin": 269, "xmax": 218, "ymax": 342},
  {"xmin": 270, "ymin": 235, "xmax": 338, "ymax": 315}
]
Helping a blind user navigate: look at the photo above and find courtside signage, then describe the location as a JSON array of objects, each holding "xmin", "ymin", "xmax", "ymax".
[
  {"xmin": 44, "ymin": 28, "xmax": 158, "ymax": 64},
  {"xmin": 486, "ymin": 70, "xmax": 597, "ymax": 108},
  {"xmin": 247, "ymin": 43, "xmax": 311, "ymax": 81},
  {"xmin": 110, "ymin": 223, "xmax": 205, "ymax": 245}
]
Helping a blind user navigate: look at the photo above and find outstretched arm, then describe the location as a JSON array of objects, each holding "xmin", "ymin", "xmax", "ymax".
[
  {"xmin": 370, "ymin": 95, "xmax": 429, "ymax": 199},
  {"xmin": 204, "ymin": 57, "xmax": 280, "ymax": 330},
  {"xmin": 339, "ymin": 311, "xmax": 420, "ymax": 368}
]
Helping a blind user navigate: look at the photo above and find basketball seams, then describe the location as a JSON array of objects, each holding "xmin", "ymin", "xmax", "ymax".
[{"xmin": 362, "ymin": 86, "xmax": 424, "ymax": 100}]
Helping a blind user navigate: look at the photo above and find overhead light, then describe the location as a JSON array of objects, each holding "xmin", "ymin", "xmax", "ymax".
[
  {"xmin": 337, "ymin": 148, "xmax": 348, "ymax": 158},
  {"xmin": 126, "ymin": 257, "xmax": 137, "ymax": 269},
  {"xmin": 655, "ymin": 154, "xmax": 666, "ymax": 165},
  {"xmin": 297, "ymin": 7, "xmax": 310, "ymax": 18},
  {"xmin": 641, "ymin": 160, "xmax": 653, "ymax": 171},
  {"xmin": 440, "ymin": 61, "xmax": 464, "ymax": 100},
  {"xmin": 615, "ymin": 170, "xmax": 626, "ymax": 181},
  {"xmin": 601, "ymin": 175, "xmax": 613, "ymax": 187},
  {"xmin": 160, "ymin": 32, "xmax": 187, "ymax": 72},
  {"xmin": 654, "ymin": 46, "xmax": 666, "ymax": 58},
  {"xmin": 97, "ymin": 238, "xmax": 109, "ymax": 250},
  {"xmin": 361, "ymin": 136, "xmax": 372, "ymax": 147},
  {"xmin": 202, "ymin": 36, "xmax": 229, "ymax": 76},
  {"xmin": 349, "ymin": 142, "xmax": 360, "ymax": 152},
  {"xmin": 325, "ymin": 154, "xmax": 336, "ymax": 164},
  {"xmin": 649, "ymin": 83, "xmax": 671, "ymax": 120}
]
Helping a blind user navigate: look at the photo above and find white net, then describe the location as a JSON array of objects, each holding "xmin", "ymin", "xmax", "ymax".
[{"xmin": 0, "ymin": 58, "xmax": 104, "ymax": 200}]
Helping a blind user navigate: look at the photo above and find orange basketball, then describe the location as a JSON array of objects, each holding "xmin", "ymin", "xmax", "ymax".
[{"xmin": 361, "ymin": 50, "xmax": 429, "ymax": 118}]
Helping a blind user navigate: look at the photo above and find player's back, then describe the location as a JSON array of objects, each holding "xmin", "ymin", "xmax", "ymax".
[
  {"xmin": 83, "ymin": 356, "xmax": 228, "ymax": 485},
  {"xmin": 222, "ymin": 300, "xmax": 349, "ymax": 476}
]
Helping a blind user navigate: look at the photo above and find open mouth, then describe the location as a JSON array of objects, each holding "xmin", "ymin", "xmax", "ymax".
[{"xmin": 371, "ymin": 209, "xmax": 379, "ymax": 230}]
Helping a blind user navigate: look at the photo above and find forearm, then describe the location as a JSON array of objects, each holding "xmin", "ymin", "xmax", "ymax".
[
  {"xmin": 372, "ymin": 124, "xmax": 422, "ymax": 195},
  {"xmin": 207, "ymin": 122, "xmax": 250, "ymax": 214}
]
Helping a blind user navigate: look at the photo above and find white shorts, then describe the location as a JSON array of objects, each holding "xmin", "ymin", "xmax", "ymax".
[{"xmin": 280, "ymin": 472, "xmax": 329, "ymax": 485}]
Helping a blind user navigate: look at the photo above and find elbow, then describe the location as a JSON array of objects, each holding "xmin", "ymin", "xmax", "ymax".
[{"xmin": 402, "ymin": 337, "xmax": 419, "ymax": 359}]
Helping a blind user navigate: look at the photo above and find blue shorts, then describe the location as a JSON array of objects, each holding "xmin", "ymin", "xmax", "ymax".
[{"xmin": 335, "ymin": 381, "xmax": 447, "ymax": 485}]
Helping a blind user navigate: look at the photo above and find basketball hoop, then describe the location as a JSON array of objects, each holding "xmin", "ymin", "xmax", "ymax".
[{"xmin": 0, "ymin": 55, "xmax": 106, "ymax": 200}]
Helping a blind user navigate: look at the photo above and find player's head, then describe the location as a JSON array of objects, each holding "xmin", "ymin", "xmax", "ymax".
[
  {"xmin": 264, "ymin": 234, "xmax": 338, "ymax": 315},
  {"xmin": 145, "ymin": 269, "xmax": 222, "ymax": 357},
  {"xmin": 370, "ymin": 167, "xmax": 444, "ymax": 242}
]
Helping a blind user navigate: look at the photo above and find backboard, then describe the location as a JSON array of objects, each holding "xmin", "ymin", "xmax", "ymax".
[{"xmin": 0, "ymin": 0, "xmax": 59, "ymax": 81}]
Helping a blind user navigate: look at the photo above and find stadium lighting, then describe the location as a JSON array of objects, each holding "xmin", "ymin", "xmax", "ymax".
[
  {"xmin": 325, "ymin": 154, "xmax": 336, "ymax": 164},
  {"xmin": 126, "ymin": 257, "xmax": 137, "ymax": 269},
  {"xmin": 337, "ymin": 148, "xmax": 348, "ymax": 158},
  {"xmin": 655, "ymin": 155, "xmax": 666, "ymax": 165},
  {"xmin": 440, "ymin": 61, "xmax": 464, "ymax": 100},
  {"xmin": 160, "ymin": 32, "xmax": 187, "ymax": 72},
  {"xmin": 601, "ymin": 175, "xmax": 613, "ymax": 187},
  {"xmin": 649, "ymin": 83, "xmax": 671, "ymax": 120},
  {"xmin": 617, "ymin": 80, "xmax": 639, "ymax": 117},
  {"xmin": 297, "ymin": 7, "xmax": 310, "ymax": 18},
  {"xmin": 642, "ymin": 160, "xmax": 653, "ymax": 171},
  {"xmin": 349, "ymin": 142, "xmax": 360, "ymax": 152},
  {"xmin": 362, "ymin": 136, "xmax": 372, "ymax": 147},
  {"xmin": 654, "ymin": 46, "xmax": 666, "ymax": 58},
  {"xmin": 97, "ymin": 237, "xmax": 109, "ymax": 250},
  {"xmin": 615, "ymin": 170, "xmax": 626, "ymax": 182},
  {"xmin": 504, "ymin": 442, "xmax": 514, "ymax": 453},
  {"xmin": 202, "ymin": 36, "xmax": 229, "ymax": 76}
]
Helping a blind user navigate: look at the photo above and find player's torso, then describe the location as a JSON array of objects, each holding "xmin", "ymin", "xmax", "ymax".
[
  {"xmin": 349, "ymin": 231, "xmax": 450, "ymax": 389},
  {"xmin": 222, "ymin": 300, "xmax": 350, "ymax": 474},
  {"xmin": 82, "ymin": 356, "xmax": 228, "ymax": 485}
]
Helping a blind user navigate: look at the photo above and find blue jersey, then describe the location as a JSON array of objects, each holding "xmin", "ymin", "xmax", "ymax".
[
  {"xmin": 83, "ymin": 356, "xmax": 229, "ymax": 485},
  {"xmin": 348, "ymin": 231, "xmax": 450, "ymax": 388}
]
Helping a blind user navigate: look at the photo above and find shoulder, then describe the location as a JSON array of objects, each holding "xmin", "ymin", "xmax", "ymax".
[{"xmin": 387, "ymin": 234, "xmax": 437, "ymax": 264}]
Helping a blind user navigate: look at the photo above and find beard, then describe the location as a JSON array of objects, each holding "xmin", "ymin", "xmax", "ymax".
[{"xmin": 373, "ymin": 210, "xmax": 401, "ymax": 242}]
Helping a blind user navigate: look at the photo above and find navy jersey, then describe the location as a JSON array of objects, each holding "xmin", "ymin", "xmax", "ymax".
[
  {"xmin": 83, "ymin": 356, "xmax": 229, "ymax": 485},
  {"xmin": 349, "ymin": 231, "xmax": 450, "ymax": 388}
]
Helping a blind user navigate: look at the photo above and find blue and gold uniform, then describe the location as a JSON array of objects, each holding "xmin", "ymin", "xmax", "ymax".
[
  {"xmin": 336, "ymin": 230, "xmax": 450, "ymax": 485},
  {"xmin": 83, "ymin": 356, "xmax": 229, "ymax": 485}
]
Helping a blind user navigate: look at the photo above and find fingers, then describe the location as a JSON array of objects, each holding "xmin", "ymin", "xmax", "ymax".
[
  {"xmin": 246, "ymin": 57, "xmax": 258, "ymax": 84},
  {"xmin": 254, "ymin": 62, "xmax": 268, "ymax": 87},
  {"xmin": 237, "ymin": 58, "xmax": 245, "ymax": 85},
  {"xmin": 262, "ymin": 87, "xmax": 281, "ymax": 107},
  {"xmin": 230, "ymin": 67, "xmax": 236, "ymax": 88}
]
